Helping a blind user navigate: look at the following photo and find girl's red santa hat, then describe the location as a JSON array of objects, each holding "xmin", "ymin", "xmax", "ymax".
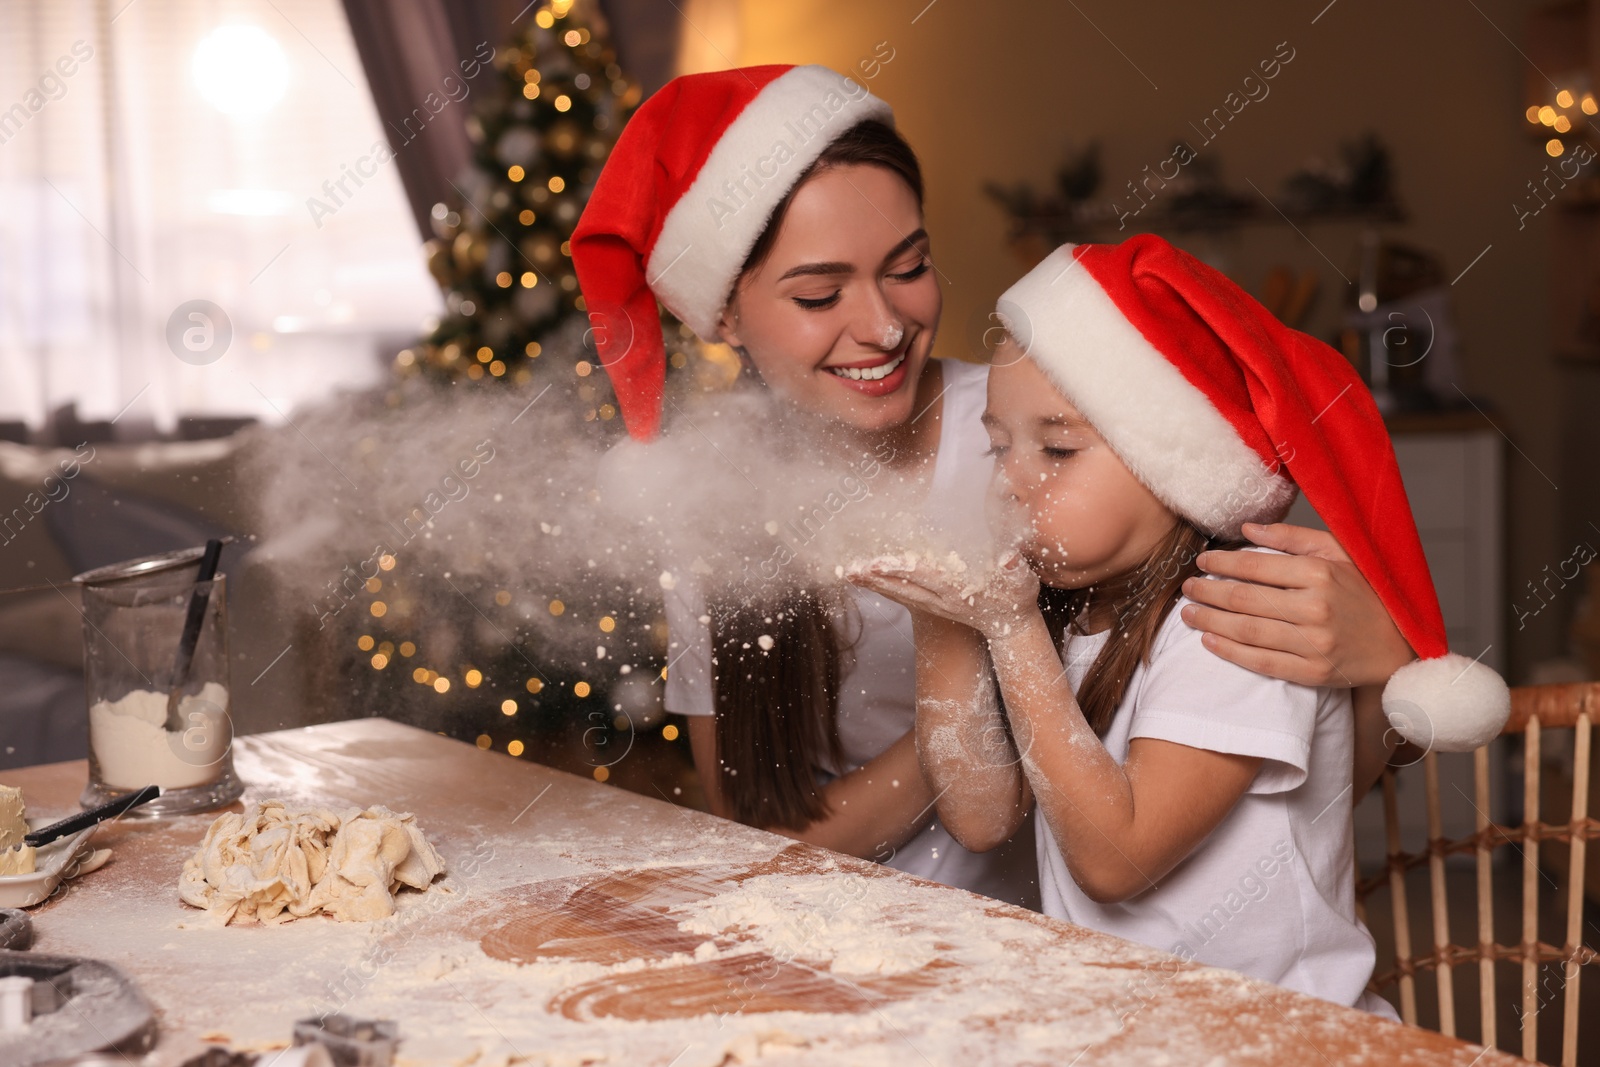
[
  {"xmin": 995, "ymin": 235, "xmax": 1510, "ymax": 753},
  {"xmin": 572, "ymin": 65, "xmax": 892, "ymax": 440}
]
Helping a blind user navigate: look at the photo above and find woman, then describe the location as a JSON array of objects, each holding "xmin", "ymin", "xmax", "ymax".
[{"xmin": 571, "ymin": 65, "xmax": 1417, "ymax": 908}]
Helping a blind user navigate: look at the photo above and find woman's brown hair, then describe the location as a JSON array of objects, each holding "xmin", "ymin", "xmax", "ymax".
[
  {"xmin": 1037, "ymin": 522, "xmax": 1246, "ymax": 735},
  {"xmin": 709, "ymin": 118, "xmax": 924, "ymax": 830}
]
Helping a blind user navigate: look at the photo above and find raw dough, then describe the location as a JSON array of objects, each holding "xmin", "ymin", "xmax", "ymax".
[
  {"xmin": 0, "ymin": 845, "xmax": 35, "ymax": 876},
  {"xmin": 90, "ymin": 682, "xmax": 231, "ymax": 789},
  {"xmin": 178, "ymin": 799, "xmax": 445, "ymax": 925},
  {"xmin": 0, "ymin": 785, "xmax": 25, "ymax": 848},
  {"xmin": 0, "ymin": 784, "xmax": 36, "ymax": 876}
]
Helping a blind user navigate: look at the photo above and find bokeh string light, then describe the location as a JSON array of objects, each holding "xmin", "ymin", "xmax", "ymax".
[{"xmin": 1526, "ymin": 85, "xmax": 1599, "ymax": 157}]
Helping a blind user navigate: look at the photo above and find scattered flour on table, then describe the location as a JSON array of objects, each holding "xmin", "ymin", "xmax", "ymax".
[
  {"xmin": 90, "ymin": 682, "xmax": 231, "ymax": 789},
  {"xmin": 39, "ymin": 806, "xmax": 1198, "ymax": 1067},
  {"xmin": 677, "ymin": 873, "xmax": 945, "ymax": 976},
  {"xmin": 179, "ymin": 799, "xmax": 445, "ymax": 925}
]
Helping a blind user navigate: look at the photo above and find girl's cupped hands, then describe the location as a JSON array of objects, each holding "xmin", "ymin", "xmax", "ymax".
[{"xmin": 845, "ymin": 547, "xmax": 1041, "ymax": 639}]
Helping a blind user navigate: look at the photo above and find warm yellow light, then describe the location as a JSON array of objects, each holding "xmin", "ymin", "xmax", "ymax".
[
  {"xmin": 525, "ymin": 341, "xmax": 542, "ymax": 358},
  {"xmin": 1585, "ymin": 95, "xmax": 1598, "ymax": 115},
  {"xmin": 1539, "ymin": 105, "xmax": 1558, "ymax": 125},
  {"xmin": 496, "ymin": 271, "xmax": 513, "ymax": 288},
  {"xmin": 1555, "ymin": 115, "xmax": 1572, "ymax": 133},
  {"xmin": 465, "ymin": 669, "xmax": 483, "ymax": 688},
  {"xmin": 379, "ymin": 554, "xmax": 396, "ymax": 571},
  {"xmin": 575, "ymin": 361, "xmax": 592, "ymax": 377},
  {"xmin": 413, "ymin": 667, "xmax": 429, "ymax": 683},
  {"xmin": 501, "ymin": 699, "xmax": 518, "ymax": 715},
  {"xmin": 434, "ymin": 677, "xmax": 451, "ymax": 693},
  {"xmin": 526, "ymin": 677, "xmax": 544, "ymax": 693},
  {"xmin": 523, "ymin": 83, "xmax": 540, "ymax": 100},
  {"xmin": 574, "ymin": 681, "xmax": 591, "ymax": 697},
  {"xmin": 365, "ymin": 577, "xmax": 381, "ymax": 592},
  {"xmin": 475, "ymin": 734, "xmax": 492, "ymax": 749},
  {"xmin": 599, "ymin": 616, "xmax": 616, "ymax": 632},
  {"xmin": 490, "ymin": 360, "xmax": 506, "ymax": 377},
  {"xmin": 599, "ymin": 404, "xmax": 616, "ymax": 421},
  {"xmin": 370, "ymin": 601, "xmax": 387, "ymax": 617},
  {"xmin": 564, "ymin": 30, "xmax": 581, "ymax": 47},
  {"xmin": 1557, "ymin": 89, "xmax": 1575, "ymax": 108},
  {"xmin": 358, "ymin": 635, "xmax": 375, "ymax": 651},
  {"xmin": 371, "ymin": 653, "xmax": 389, "ymax": 669},
  {"xmin": 535, "ymin": 10, "xmax": 555, "ymax": 28},
  {"xmin": 1548, "ymin": 138, "xmax": 1566, "ymax": 157},
  {"xmin": 548, "ymin": 176, "xmax": 566, "ymax": 193},
  {"xmin": 399, "ymin": 641, "xmax": 415, "ymax": 657},
  {"xmin": 520, "ymin": 271, "xmax": 538, "ymax": 288},
  {"xmin": 519, "ymin": 209, "xmax": 536, "ymax": 225},
  {"xmin": 554, "ymin": 94, "xmax": 572, "ymax": 112},
  {"xmin": 467, "ymin": 364, "xmax": 484, "ymax": 380},
  {"xmin": 663, "ymin": 724, "xmax": 679, "ymax": 741},
  {"xmin": 593, "ymin": 766, "xmax": 610, "ymax": 782},
  {"xmin": 495, "ymin": 590, "xmax": 512, "ymax": 606},
  {"xmin": 507, "ymin": 739, "xmax": 525, "ymax": 757},
  {"xmin": 549, "ymin": 599, "xmax": 565, "ymax": 615},
  {"xmin": 508, "ymin": 165, "xmax": 525, "ymax": 182},
  {"xmin": 477, "ymin": 346, "xmax": 493, "ymax": 362},
  {"xmin": 1527, "ymin": 105, "xmax": 1543, "ymax": 124}
]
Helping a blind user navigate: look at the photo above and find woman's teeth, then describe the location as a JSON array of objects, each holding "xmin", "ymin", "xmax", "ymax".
[{"xmin": 829, "ymin": 352, "xmax": 906, "ymax": 382}]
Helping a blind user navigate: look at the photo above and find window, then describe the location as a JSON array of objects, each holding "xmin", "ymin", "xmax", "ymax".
[{"xmin": 0, "ymin": 0, "xmax": 442, "ymax": 434}]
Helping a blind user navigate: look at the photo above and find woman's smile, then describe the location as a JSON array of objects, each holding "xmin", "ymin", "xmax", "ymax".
[{"xmin": 824, "ymin": 347, "xmax": 910, "ymax": 393}]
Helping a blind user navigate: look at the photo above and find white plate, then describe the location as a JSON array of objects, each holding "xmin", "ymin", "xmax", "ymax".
[{"xmin": 0, "ymin": 818, "xmax": 98, "ymax": 908}]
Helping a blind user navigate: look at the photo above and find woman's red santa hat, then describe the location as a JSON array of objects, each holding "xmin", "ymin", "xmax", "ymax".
[
  {"xmin": 995, "ymin": 235, "xmax": 1510, "ymax": 753},
  {"xmin": 571, "ymin": 65, "xmax": 893, "ymax": 440}
]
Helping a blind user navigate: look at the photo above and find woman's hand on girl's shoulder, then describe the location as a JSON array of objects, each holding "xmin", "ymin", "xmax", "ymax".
[{"xmin": 1176, "ymin": 522, "xmax": 1415, "ymax": 689}]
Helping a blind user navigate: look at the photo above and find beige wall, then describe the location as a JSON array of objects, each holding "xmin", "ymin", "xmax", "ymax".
[{"xmin": 727, "ymin": 0, "xmax": 1570, "ymax": 679}]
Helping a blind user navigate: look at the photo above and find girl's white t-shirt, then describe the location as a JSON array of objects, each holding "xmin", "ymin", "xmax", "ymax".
[
  {"xmin": 1037, "ymin": 581, "xmax": 1397, "ymax": 1017},
  {"xmin": 662, "ymin": 359, "xmax": 1040, "ymax": 909}
]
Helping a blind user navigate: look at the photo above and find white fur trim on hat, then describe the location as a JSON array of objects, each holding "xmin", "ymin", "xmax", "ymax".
[
  {"xmin": 1382, "ymin": 653, "xmax": 1511, "ymax": 753},
  {"xmin": 646, "ymin": 65, "xmax": 894, "ymax": 341},
  {"xmin": 994, "ymin": 244, "xmax": 1296, "ymax": 539}
]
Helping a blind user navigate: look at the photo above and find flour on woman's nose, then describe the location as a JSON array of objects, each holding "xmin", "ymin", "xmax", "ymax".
[{"xmin": 878, "ymin": 320, "xmax": 905, "ymax": 349}]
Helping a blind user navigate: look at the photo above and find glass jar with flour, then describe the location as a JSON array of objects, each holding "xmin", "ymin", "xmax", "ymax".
[{"xmin": 75, "ymin": 548, "xmax": 244, "ymax": 816}]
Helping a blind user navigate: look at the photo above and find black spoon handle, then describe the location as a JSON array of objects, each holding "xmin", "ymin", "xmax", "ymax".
[
  {"xmin": 170, "ymin": 539, "xmax": 225, "ymax": 690},
  {"xmin": 23, "ymin": 785, "xmax": 162, "ymax": 848}
]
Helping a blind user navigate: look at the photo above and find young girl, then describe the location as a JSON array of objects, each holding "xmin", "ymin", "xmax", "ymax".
[{"xmin": 849, "ymin": 234, "xmax": 1509, "ymax": 1012}]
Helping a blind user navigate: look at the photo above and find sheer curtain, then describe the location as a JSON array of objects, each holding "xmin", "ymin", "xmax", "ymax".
[{"xmin": 0, "ymin": 0, "xmax": 442, "ymax": 434}]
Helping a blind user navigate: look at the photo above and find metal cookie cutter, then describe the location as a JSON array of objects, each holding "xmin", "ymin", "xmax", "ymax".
[
  {"xmin": 0, "ymin": 907, "xmax": 158, "ymax": 1066},
  {"xmin": 293, "ymin": 1015, "xmax": 399, "ymax": 1067}
]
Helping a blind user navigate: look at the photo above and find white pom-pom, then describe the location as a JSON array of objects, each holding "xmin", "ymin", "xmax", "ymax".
[{"xmin": 1382, "ymin": 653, "xmax": 1511, "ymax": 753}]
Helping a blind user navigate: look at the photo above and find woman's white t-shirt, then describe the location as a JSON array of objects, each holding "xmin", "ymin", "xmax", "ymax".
[
  {"xmin": 662, "ymin": 359, "xmax": 1040, "ymax": 909},
  {"xmin": 1037, "ymin": 580, "xmax": 1397, "ymax": 1016}
]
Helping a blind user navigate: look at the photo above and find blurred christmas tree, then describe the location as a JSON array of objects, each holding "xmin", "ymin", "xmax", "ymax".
[
  {"xmin": 332, "ymin": 0, "xmax": 719, "ymax": 795},
  {"xmin": 404, "ymin": 0, "xmax": 637, "ymax": 395}
]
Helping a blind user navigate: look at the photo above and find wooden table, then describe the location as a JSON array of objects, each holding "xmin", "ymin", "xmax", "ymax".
[{"xmin": 10, "ymin": 719, "xmax": 1514, "ymax": 1066}]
